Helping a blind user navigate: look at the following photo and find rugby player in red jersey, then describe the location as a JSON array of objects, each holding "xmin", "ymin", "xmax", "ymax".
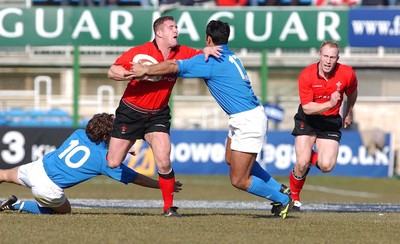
[
  {"xmin": 289, "ymin": 41, "xmax": 358, "ymax": 211},
  {"xmin": 106, "ymin": 16, "xmax": 220, "ymax": 217}
]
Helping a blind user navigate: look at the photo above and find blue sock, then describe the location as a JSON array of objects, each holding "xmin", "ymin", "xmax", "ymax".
[
  {"xmin": 251, "ymin": 161, "xmax": 282, "ymax": 190},
  {"xmin": 13, "ymin": 201, "xmax": 55, "ymax": 214},
  {"xmin": 247, "ymin": 176, "xmax": 289, "ymax": 205}
]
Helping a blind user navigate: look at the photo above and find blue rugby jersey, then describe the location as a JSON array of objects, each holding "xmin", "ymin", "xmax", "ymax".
[
  {"xmin": 177, "ymin": 45, "xmax": 260, "ymax": 115},
  {"xmin": 43, "ymin": 129, "xmax": 138, "ymax": 188}
]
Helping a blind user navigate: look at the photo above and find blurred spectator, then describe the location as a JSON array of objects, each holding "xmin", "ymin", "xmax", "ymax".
[
  {"xmin": 257, "ymin": 0, "xmax": 282, "ymax": 5},
  {"xmin": 195, "ymin": 0, "xmax": 217, "ymax": 7},
  {"xmin": 61, "ymin": 0, "xmax": 95, "ymax": 6},
  {"xmin": 216, "ymin": 0, "xmax": 249, "ymax": 5},
  {"xmin": 81, "ymin": 0, "xmax": 95, "ymax": 5},
  {"xmin": 388, "ymin": 0, "xmax": 400, "ymax": 4},
  {"xmin": 158, "ymin": 0, "xmax": 216, "ymax": 15},
  {"xmin": 159, "ymin": 0, "xmax": 192, "ymax": 7},
  {"xmin": 141, "ymin": 0, "xmax": 151, "ymax": 7},
  {"xmin": 314, "ymin": 0, "xmax": 361, "ymax": 5},
  {"xmin": 100, "ymin": 0, "xmax": 119, "ymax": 6},
  {"xmin": 361, "ymin": 0, "xmax": 388, "ymax": 5},
  {"xmin": 158, "ymin": 0, "xmax": 205, "ymax": 13},
  {"xmin": 158, "ymin": 0, "xmax": 181, "ymax": 13},
  {"xmin": 277, "ymin": 0, "xmax": 301, "ymax": 5}
]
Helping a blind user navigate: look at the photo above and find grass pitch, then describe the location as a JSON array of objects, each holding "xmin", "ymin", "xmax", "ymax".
[{"xmin": 1, "ymin": 175, "xmax": 400, "ymax": 243}]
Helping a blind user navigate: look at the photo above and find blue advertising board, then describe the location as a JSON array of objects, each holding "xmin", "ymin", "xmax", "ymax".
[
  {"xmin": 349, "ymin": 8, "xmax": 400, "ymax": 47},
  {"xmin": 124, "ymin": 130, "xmax": 393, "ymax": 178},
  {"xmin": 0, "ymin": 127, "xmax": 393, "ymax": 178},
  {"xmin": 263, "ymin": 103, "xmax": 284, "ymax": 123}
]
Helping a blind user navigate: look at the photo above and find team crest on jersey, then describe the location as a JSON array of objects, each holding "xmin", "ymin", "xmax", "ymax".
[
  {"xmin": 121, "ymin": 125, "xmax": 127, "ymax": 134},
  {"xmin": 336, "ymin": 81, "xmax": 342, "ymax": 91},
  {"xmin": 299, "ymin": 122, "xmax": 305, "ymax": 130}
]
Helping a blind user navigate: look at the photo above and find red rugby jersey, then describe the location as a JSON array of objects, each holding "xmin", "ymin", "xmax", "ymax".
[
  {"xmin": 298, "ymin": 62, "xmax": 358, "ymax": 116},
  {"xmin": 113, "ymin": 41, "xmax": 202, "ymax": 110}
]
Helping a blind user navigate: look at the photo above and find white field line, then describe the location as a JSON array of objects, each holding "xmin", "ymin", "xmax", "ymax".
[
  {"xmin": 304, "ymin": 185, "xmax": 380, "ymax": 198},
  {"xmin": 67, "ymin": 199, "xmax": 400, "ymax": 212},
  {"xmin": 83, "ymin": 179, "xmax": 381, "ymax": 198}
]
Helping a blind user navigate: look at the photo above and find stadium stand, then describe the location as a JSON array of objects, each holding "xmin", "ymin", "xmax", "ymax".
[
  {"xmin": 0, "ymin": 108, "xmax": 73, "ymax": 127},
  {"xmin": 279, "ymin": 0, "xmax": 312, "ymax": 5},
  {"xmin": 31, "ymin": 0, "xmax": 142, "ymax": 6},
  {"xmin": 0, "ymin": 0, "xmax": 26, "ymax": 6}
]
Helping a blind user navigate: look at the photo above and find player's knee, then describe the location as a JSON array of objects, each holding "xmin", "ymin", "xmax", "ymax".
[
  {"xmin": 318, "ymin": 163, "xmax": 334, "ymax": 173},
  {"xmin": 53, "ymin": 200, "xmax": 72, "ymax": 214},
  {"xmin": 65, "ymin": 206, "xmax": 72, "ymax": 214},
  {"xmin": 230, "ymin": 177, "xmax": 246, "ymax": 190},
  {"xmin": 157, "ymin": 162, "xmax": 172, "ymax": 174},
  {"xmin": 296, "ymin": 160, "xmax": 310, "ymax": 173},
  {"xmin": 231, "ymin": 181, "xmax": 246, "ymax": 190},
  {"xmin": 155, "ymin": 154, "xmax": 172, "ymax": 173},
  {"xmin": 55, "ymin": 208, "xmax": 71, "ymax": 214}
]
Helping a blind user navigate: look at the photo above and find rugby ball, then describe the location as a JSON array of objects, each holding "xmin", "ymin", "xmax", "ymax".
[{"xmin": 132, "ymin": 54, "xmax": 162, "ymax": 82}]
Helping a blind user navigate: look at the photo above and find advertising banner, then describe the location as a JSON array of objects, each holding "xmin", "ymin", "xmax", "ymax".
[
  {"xmin": 125, "ymin": 130, "xmax": 393, "ymax": 178},
  {"xmin": 349, "ymin": 8, "xmax": 400, "ymax": 47},
  {"xmin": 263, "ymin": 103, "xmax": 284, "ymax": 123},
  {"xmin": 0, "ymin": 127, "xmax": 73, "ymax": 169},
  {"xmin": 0, "ymin": 128, "xmax": 393, "ymax": 178},
  {"xmin": 0, "ymin": 7, "xmax": 347, "ymax": 48}
]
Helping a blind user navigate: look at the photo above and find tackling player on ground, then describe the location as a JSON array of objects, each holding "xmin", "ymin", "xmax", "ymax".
[{"xmin": 0, "ymin": 113, "xmax": 182, "ymax": 214}]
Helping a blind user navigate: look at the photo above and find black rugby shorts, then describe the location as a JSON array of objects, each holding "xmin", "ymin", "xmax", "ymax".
[
  {"xmin": 291, "ymin": 104, "xmax": 342, "ymax": 142},
  {"xmin": 112, "ymin": 100, "xmax": 171, "ymax": 140}
]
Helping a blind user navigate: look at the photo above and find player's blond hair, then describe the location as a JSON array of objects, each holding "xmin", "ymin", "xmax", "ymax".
[{"xmin": 320, "ymin": 41, "xmax": 340, "ymax": 54}]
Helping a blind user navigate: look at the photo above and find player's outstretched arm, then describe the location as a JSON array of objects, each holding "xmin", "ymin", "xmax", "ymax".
[
  {"xmin": 108, "ymin": 65, "xmax": 135, "ymax": 81},
  {"xmin": 132, "ymin": 174, "xmax": 183, "ymax": 192},
  {"xmin": 131, "ymin": 60, "xmax": 178, "ymax": 77}
]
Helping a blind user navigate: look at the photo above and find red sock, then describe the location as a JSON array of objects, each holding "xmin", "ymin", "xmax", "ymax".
[
  {"xmin": 159, "ymin": 175, "xmax": 175, "ymax": 212},
  {"xmin": 310, "ymin": 150, "xmax": 318, "ymax": 167},
  {"xmin": 289, "ymin": 169, "xmax": 307, "ymax": 202}
]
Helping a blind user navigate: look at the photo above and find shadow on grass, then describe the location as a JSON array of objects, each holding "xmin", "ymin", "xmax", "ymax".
[
  {"xmin": 70, "ymin": 210, "xmax": 299, "ymax": 219},
  {"xmin": 1, "ymin": 207, "xmax": 300, "ymax": 221},
  {"xmin": 70, "ymin": 211, "xmax": 161, "ymax": 217}
]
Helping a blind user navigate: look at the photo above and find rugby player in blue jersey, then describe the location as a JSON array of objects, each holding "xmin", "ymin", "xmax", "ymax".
[
  {"xmin": 0, "ymin": 113, "xmax": 182, "ymax": 214},
  {"xmin": 130, "ymin": 20, "xmax": 294, "ymax": 219}
]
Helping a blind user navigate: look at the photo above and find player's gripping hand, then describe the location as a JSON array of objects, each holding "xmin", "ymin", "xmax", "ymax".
[
  {"xmin": 329, "ymin": 91, "xmax": 341, "ymax": 108},
  {"xmin": 174, "ymin": 181, "xmax": 183, "ymax": 193},
  {"xmin": 130, "ymin": 62, "xmax": 148, "ymax": 78},
  {"xmin": 122, "ymin": 71, "xmax": 136, "ymax": 80},
  {"xmin": 203, "ymin": 46, "xmax": 222, "ymax": 61}
]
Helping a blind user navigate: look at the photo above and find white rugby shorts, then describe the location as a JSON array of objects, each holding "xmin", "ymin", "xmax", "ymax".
[
  {"xmin": 18, "ymin": 159, "xmax": 66, "ymax": 207},
  {"xmin": 228, "ymin": 105, "xmax": 267, "ymax": 153}
]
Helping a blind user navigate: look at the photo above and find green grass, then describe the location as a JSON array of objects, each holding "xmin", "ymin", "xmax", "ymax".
[{"xmin": 1, "ymin": 175, "xmax": 400, "ymax": 243}]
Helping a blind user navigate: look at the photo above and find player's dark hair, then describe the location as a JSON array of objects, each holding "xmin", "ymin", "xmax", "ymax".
[
  {"xmin": 206, "ymin": 20, "xmax": 230, "ymax": 45},
  {"xmin": 86, "ymin": 113, "xmax": 114, "ymax": 145},
  {"xmin": 153, "ymin": 16, "xmax": 175, "ymax": 33}
]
